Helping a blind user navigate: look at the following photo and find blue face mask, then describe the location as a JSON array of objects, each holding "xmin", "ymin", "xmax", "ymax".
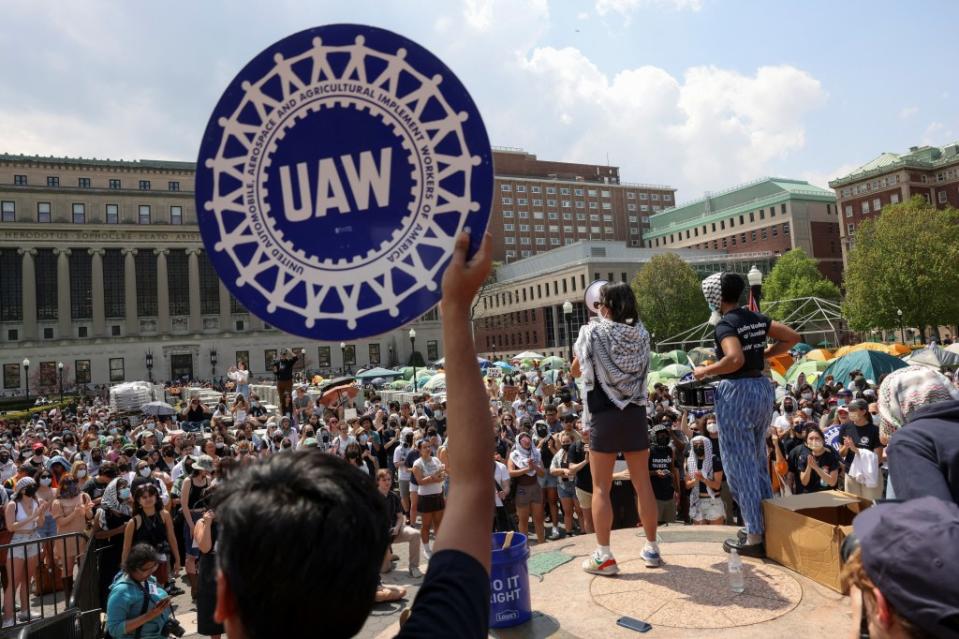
[
  {"xmin": 837, "ymin": 399, "xmax": 846, "ymax": 407},
  {"xmin": 118, "ymin": 488, "xmax": 131, "ymax": 500}
]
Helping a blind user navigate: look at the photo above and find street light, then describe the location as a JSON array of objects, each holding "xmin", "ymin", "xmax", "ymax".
[
  {"xmin": 651, "ymin": 332, "xmax": 656, "ymax": 353},
  {"xmin": 145, "ymin": 351, "xmax": 154, "ymax": 383},
  {"xmin": 896, "ymin": 308, "xmax": 906, "ymax": 344},
  {"xmin": 491, "ymin": 341, "xmax": 496, "ymax": 362},
  {"xmin": 748, "ymin": 265, "xmax": 763, "ymax": 312},
  {"xmin": 388, "ymin": 343, "xmax": 394, "ymax": 368},
  {"xmin": 210, "ymin": 348, "xmax": 218, "ymax": 379},
  {"xmin": 340, "ymin": 342, "xmax": 347, "ymax": 374},
  {"xmin": 562, "ymin": 300, "xmax": 573, "ymax": 362},
  {"xmin": 22, "ymin": 358, "xmax": 29, "ymax": 403},
  {"xmin": 57, "ymin": 361, "xmax": 64, "ymax": 403},
  {"xmin": 409, "ymin": 328, "xmax": 417, "ymax": 392}
]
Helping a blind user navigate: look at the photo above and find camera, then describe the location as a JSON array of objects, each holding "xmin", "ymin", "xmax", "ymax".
[{"xmin": 163, "ymin": 617, "xmax": 186, "ymax": 637}]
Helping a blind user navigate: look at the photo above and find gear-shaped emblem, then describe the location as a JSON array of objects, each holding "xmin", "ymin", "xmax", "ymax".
[{"xmin": 195, "ymin": 24, "xmax": 493, "ymax": 340}]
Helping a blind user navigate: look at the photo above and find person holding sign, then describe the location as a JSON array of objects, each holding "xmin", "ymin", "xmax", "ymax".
[{"xmin": 693, "ymin": 273, "xmax": 799, "ymax": 558}]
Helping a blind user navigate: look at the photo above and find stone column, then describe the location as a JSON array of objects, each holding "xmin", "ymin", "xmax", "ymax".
[
  {"xmin": 89, "ymin": 248, "xmax": 106, "ymax": 337},
  {"xmin": 54, "ymin": 248, "xmax": 72, "ymax": 339},
  {"xmin": 186, "ymin": 248, "xmax": 202, "ymax": 333},
  {"xmin": 250, "ymin": 315, "xmax": 265, "ymax": 331},
  {"xmin": 18, "ymin": 248, "xmax": 37, "ymax": 340},
  {"xmin": 219, "ymin": 281, "xmax": 232, "ymax": 333},
  {"xmin": 155, "ymin": 249, "xmax": 170, "ymax": 333},
  {"xmin": 122, "ymin": 248, "xmax": 138, "ymax": 335}
]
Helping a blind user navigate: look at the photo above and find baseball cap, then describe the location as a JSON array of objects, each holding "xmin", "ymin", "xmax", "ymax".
[
  {"xmin": 562, "ymin": 413, "xmax": 578, "ymax": 422},
  {"xmin": 32, "ymin": 442, "xmax": 44, "ymax": 451},
  {"xmin": 853, "ymin": 497, "xmax": 959, "ymax": 638},
  {"xmin": 847, "ymin": 399, "xmax": 869, "ymax": 412}
]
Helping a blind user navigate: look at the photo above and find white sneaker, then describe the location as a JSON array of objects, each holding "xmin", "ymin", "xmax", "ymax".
[
  {"xmin": 423, "ymin": 543, "xmax": 432, "ymax": 561},
  {"xmin": 642, "ymin": 543, "xmax": 663, "ymax": 568},
  {"xmin": 582, "ymin": 550, "xmax": 619, "ymax": 576}
]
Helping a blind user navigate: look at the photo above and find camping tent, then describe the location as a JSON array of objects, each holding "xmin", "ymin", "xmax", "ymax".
[
  {"xmin": 904, "ymin": 345, "xmax": 959, "ymax": 371},
  {"xmin": 354, "ymin": 367, "xmax": 403, "ymax": 381},
  {"xmin": 814, "ymin": 350, "xmax": 909, "ymax": 389}
]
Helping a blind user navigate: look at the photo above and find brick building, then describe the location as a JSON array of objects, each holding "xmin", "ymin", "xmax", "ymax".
[
  {"xmin": 829, "ymin": 143, "xmax": 959, "ymax": 270},
  {"xmin": 489, "ymin": 148, "xmax": 675, "ymax": 263},
  {"xmin": 643, "ymin": 178, "xmax": 842, "ymax": 284}
]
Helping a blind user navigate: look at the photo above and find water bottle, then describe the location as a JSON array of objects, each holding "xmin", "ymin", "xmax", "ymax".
[{"xmin": 728, "ymin": 549, "xmax": 745, "ymax": 593}]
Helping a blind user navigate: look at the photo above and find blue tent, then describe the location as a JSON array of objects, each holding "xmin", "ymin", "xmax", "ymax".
[{"xmin": 813, "ymin": 350, "xmax": 909, "ymax": 389}]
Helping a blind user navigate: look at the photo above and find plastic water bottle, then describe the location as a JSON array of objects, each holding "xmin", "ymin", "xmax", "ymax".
[{"xmin": 728, "ymin": 549, "xmax": 745, "ymax": 593}]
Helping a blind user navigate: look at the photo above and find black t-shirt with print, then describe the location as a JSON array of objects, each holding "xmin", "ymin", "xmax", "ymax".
[
  {"xmin": 273, "ymin": 357, "xmax": 296, "ymax": 381},
  {"xmin": 693, "ymin": 454, "xmax": 723, "ymax": 497},
  {"xmin": 396, "ymin": 550, "xmax": 488, "ymax": 639},
  {"xmin": 790, "ymin": 446, "xmax": 841, "ymax": 494},
  {"xmin": 648, "ymin": 445, "xmax": 675, "ymax": 501},
  {"xmin": 839, "ymin": 422, "xmax": 882, "ymax": 471},
  {"xmin": 568, "ymin": 441, "xmax": 592, "ymax": 493},
  {"xmin": 714, "ymin": 308, "xmax": 770, "ymax": 379}
]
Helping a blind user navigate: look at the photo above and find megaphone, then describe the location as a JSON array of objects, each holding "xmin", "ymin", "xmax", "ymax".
[{"xmin": 584, "ymin": 279, "xmax": 608, "ymax": 315}]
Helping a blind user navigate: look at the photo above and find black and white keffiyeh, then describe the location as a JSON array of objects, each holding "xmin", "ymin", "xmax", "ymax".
[
  {"xmin": 702, "ymin": 272, "xmax": 723, "ymax": 326},
  {"xmin": 687, "ymin": 435, "xmax": 717, "ymax": 507},
  {"xmin": 574, "ymin": 317, "xmax": 649, "ymax": 423}
]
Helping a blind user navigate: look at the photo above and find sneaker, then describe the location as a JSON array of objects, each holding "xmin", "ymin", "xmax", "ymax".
[
  {"xmin": 582, "ymin": 551, "xmax": 619, "ymax": 576},
  {"xmin": 423, "ymin": 543, "xmax": 432, "ymax": 561},
  {"xmin": 2, "ymin": 619, "xmax": 13, "ymax": 628},
  {"xmin": 409, "ymin": 566, "xmax": 423, "ymax": 579},
  {"xmin": 16, "ymin": 612, "xmax": 31, "ymax": 624},
  {"xmin": 548, "ymin": 528, "xmax": 564, "ymax": 541},
  {"xmin": 642, "ymin": 544, "xmax": 663, "ymax": 568}
]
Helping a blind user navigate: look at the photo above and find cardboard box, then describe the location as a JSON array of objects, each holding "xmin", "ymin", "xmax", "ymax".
[{"xmin": 763, "ymin": 490, "xmax": 871, "ymax": 593}]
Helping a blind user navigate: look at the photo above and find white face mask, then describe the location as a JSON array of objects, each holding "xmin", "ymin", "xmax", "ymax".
[
  {"xmin": 809, "ymin": 441, "xmax": 824, "ymax": 452},
  {"xmin": 802, "ymin": 407, "xmax": 813, "ymax": 416},
  {"xmin": 76, "ymin": 469, "xmax": 87, "ymax": 479},
  {"xmin": 706, "ymin": 423, "xmax": 718, "ymax": 435},
  {"xmin": 139, "ymin": 467, "xmax": 152, "ymax": 478}
]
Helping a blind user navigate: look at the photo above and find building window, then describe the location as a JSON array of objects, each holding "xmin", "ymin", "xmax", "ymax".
[
  {"xmin": 368, "ymin": 343, "xmax": 381, "ymax": 366},
  {"xmin": 535, "ymin": 238, "xmax": 545, "ymax": 245},
  {"xmin": 873, "ymin": 198, "xmax": 882, "ymax": 211},
  {"xmin": 343, "ymin": 345, "xmax": 356, "ymax": 367},
  {"xmin": 35, "ymin": 249, "xmax": 58, "ymax": 320},
  {"xmin": 73, "ymin": 359, "xmax": 91, "ymax": 384},
  {"xmin": 749, "ymin": 212, "xmax": 755, "ymax": 222},
  {"xmin": 1, "ymin": 201, "xmax": 14, "ymax": 222},
  {"xmin": 862, "ymin": 201, "xmax": 870, "ymax": 214},
  {"xmin": 760, "ymin": 229, "xmax": 767, "ymax": 240},
  {"xmin": 517, "ymin": 198, "xmax": 527, "ymax": 205},
  {"xmin": 771, "ymin": 226, "xmax": 778, "ymax": 237},
  {"xmin": 139, "ymin": 180, "xmax": 151, "ymax": 191},
  {"xmin": 505, "ymin": 237, "xmax": 515, "ymax": 245},
  {"xmin": 2, "ymin": 364, "xmax": 20, "ymax": 389},
  {"xmin": 783, "ymin": 223, "xmax": 790, "ymax": 236},
  {"xmin": 502, "ymin": 210, "xmax": 513, "ymax": 218},
  {"xmin": 103, "ymin": 249, "xmax": 125, "ymax": 318},
  {"xmin": 520, "ymin": 237, "xmax": 530, "ymax": 245},
  {"xmin": 138, "ymin": 205, "xmax": 151, "ymax": 224},
  {"xmin": 534, "ymin": 224, "xmax": 544, "ymax": 232},
  {"xmin": 504, "ymin": 223, "xmax": 514, "ymax": 231},
  {"xmin": 47, "ymin": 176, "xmax": 60, "ymax": 187},
  {"xmin": 69, "ymin": 250, "xmax": 93, "ymax": 319},
  {"xmin": 759, "ymin": 209, "xmax": 765, "ymax": 220},
  {"xmin": 938, "ymin": 190, "xmax": 947, "ymax": 204},
  {"xmin": 13, "ymin": 175, "xmax": 27, "ymax": 186},
  {"xmin": 43, "ymin": 327, "xmax": 54, "ymax": 339},
  {"xmin": 519, "ymin": 224, "xmax": 529, "ymax": 232},
  {"xmin": 847, "ymin": 223, "xmax": 855, "ymax": 236},
  {"xmin": 109, "ymin": 358, "xmax": 125, "ymax": 382},
  {"xmin": 844, "ymin": 205, "xmax": 853, "ymax": 217},
  {"xmin": 533, "ymin": 211, "xmax": 544, "ymax": 219},
  {"xmin": 72, "ymin": 203, "xmax": 86, "ymax": 224},
  {"xmin": 0, "ymin": 249, "xmax": 22, "ymax": 322},
  {"xmin": 562, "ymin": 200, "xmax": 571, "ymax": 208},
  {"xmin": 170, "ymin": 206, "xmax": 183, "ymax": 225},
  {"xmin": 78, "ymin": 177, "xmax": 91, "ymax": 188},
  {"xmin": 531, "ymin": 186, "xmax": 541, "ymax": 193},
  {"xmin": 106, "ymin": 203, "xmax": 119, "ymax": 224},
  {"xmin": 515, "ymin": 185, "xmax": 526, "ymax": 193},
  {"xmin": 167, "ymin": 249, "xmax": 190, "ymax": 316},
  {"xmin": 890, "ymin": 192, "xmax": 900, "ymax": 204},
  {"xmin": 751, "ymin": 231, "xmax": 757, "ymax": 241},
  {"xmin": 500, "ymin": 184, "xmax": 511, "ymax": 192},
  {"xmin": 168, "ymin": 181, "xmax": 180, "ymax": 192},
  {"xmin": 198, "ymin": 252, "xmax": 220, "ymax": 315},
  {"xmin": 501, "ymin": 197, "xmax": 512, "ymax": 205},
  {"xmin": 109, "ymin": 179, "xmax": 121, "ymax": 189},
  {"xmin": 135, "ymin": 250, "xmax": 158, "ymax": 317},
  {"xmin": 426, "ymin": 340, "xmax": 439, "ymax": 361}
]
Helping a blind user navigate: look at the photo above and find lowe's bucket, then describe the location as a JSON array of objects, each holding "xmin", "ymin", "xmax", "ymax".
[{"xmin": 489, "ymin": 532, "xmax": 532, "ymax": 628}]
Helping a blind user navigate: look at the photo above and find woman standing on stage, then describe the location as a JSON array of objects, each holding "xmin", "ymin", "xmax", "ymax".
[{"xmin": 571, "ymin": 282, "xmax": 660, "ymax": 576}]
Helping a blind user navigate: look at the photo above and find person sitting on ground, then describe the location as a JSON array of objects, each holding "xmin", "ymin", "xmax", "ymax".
[{"xmin": 211, "ymin": 232, "xmax": 495, "ymax": 639}]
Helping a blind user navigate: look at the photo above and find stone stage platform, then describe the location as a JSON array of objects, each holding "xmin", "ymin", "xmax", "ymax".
[{"xmin": 367, "ymin": 525, "xmax": 852, "ymax": 638}]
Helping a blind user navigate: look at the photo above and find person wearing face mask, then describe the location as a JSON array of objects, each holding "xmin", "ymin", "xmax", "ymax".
[
  {"xmin": 774, "ymin": 398, "xmax": 796, "ymax": 433},
  {"xmin": 181, "ymin": 455, "xmax": 214, "ymax": 600},
  {"xmin": 412, "ymin": 439, "xmax": 446, "ymax": 560},
  {"xmin": 648, "ymin": 425, "xmax": 680, "ymax": 525},
  {"xmin": 133, "ymin": 460, "xmax": 170, "ymax": 507},
  {"xmin": 52, "ymin": 472, "xmax": 95, "ymax": 594},
  {"xmin": 28, "ymin": 443, "xmax": 48, "ymax": 472},
  {"xmin": 550, "ymin": 432, "xmax": 584, "ymax": 537},
  {"xmin": 87, "ymin": 446, "xmax": 104, "ymax": 476},
  {"xmin": 508, "ymin": 432, "xmax": 546, "ymax": 544},
  {"xmin": 0, "ymin": 449, "xmax": 16, "ymax": 484},
  {"xmin": 794, "ymin": 426, "xmax": 840, "ymax": 494},
  {"xmin": 685, "ymin": 436, "xmax": 725, "ymax": 525},
  {"xmin": 3, "ymin": 477, "xmax": 47, "ymax": 625},
  {"xmin": 839, "ymin": 399, "xmax": 884, "ymax": 500},
  {"xmin": 93, "ymin": 477, "xmax": 133, "ymax": 608}
]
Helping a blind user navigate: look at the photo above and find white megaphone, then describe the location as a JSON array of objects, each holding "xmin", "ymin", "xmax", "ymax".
[{"xmin": 584, "ymin": 279, "xmax": 608, "ymax": 316}]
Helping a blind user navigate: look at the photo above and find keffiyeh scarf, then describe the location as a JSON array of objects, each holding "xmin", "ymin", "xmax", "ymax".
[
  {"xmin": 701, "ymin": 272, "xmax": 724, "ymax": 326},
  {"xmin": 687, "ymin": 435, "xmax": 717, "ymax": 507},
  {"xmin": 574, "ymin": 318, "xmax": 649, "ymax": 425},
  {"xmin": 509, "ymin": 434, "xmax": 542, "ymax": 477},
  {"xmin": 96, "ymin": 477, "xmax": 131, "ymax": 529},
  {"xmin": 878, "ymin": 365, "xmax": 959, "ymax": 439}
]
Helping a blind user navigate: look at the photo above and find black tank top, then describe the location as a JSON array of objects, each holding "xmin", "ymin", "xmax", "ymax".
[{"xmin": 133, "ymin": 511, "xmax": 167, "ymax": 548}]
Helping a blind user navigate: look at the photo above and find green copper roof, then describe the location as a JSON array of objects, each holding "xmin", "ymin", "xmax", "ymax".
[
  {"xmin": 0, "ymin": 153, "xmax": 195, "ymax": 171},
  {"xmin": 829, "ymin": 143, "xmax": 959, "ymax": 187},
  {"xmin": 645, "ymin": 177, "xmax": 834, "ymax": 239}
]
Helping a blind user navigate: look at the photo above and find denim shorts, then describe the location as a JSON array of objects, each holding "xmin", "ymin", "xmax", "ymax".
[
  {"xmin": 557, "ymin": 480, "xmax": 577, "ymax": 500},
  {"xmin": 539, "ymin": 473, "xmax": 559, "ymax": 489}
]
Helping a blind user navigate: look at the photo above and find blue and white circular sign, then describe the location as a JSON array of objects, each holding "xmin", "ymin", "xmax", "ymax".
[{"xmin": 196, "ymin": 24, "xmax": 493, "ymax": 340}]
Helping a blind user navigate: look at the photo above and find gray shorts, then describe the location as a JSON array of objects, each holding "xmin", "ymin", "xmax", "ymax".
[
  {"xmin": 399, "ymin": 479, "xmax": 410, "ymax": 501},
  {"xmin": 9, "ymin": 532, "xmax": 40, "ymax": 560},
  {"xmin": 514, "ymin": 482, "xmax": 543, "ymax": 507},
  {"xmin": 656, "ymin": 498, "xmax": 677, "ymax": 524}
]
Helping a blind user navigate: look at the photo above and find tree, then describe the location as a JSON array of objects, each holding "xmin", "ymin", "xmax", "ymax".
[
  {"xmin": 762, "ymin": 248, "xmax": 841, "ymax": 321},
  {"xmin": 844, "ymin": 196, "xmax": 959, "ymax": 338},
  {"xmin": 631, "ymin": 253, "xmax": 709, "ymax": 340}
]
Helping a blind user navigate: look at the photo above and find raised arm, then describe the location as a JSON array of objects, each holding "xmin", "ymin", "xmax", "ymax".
[
  {"xmin": 430, "ymin": 232, "xmax": 494, "ymax": 572},
  {"xmin": 765, "ymin": 321, "xmax": 800, "ymax": 360}
]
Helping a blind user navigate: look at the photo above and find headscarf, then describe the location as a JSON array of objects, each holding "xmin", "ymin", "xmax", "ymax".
[
  {"xmin": 509, "ymin": 432, "xmax": 541, "ymax": 476},
  {"xmin": 96, "ymin": 477, "xmax": 131, "ymax": 528},
  {"xmin": 687, "ymin": 435, "xmax": 716, "ymax": 507},
  {"xmin": 878, "ymin": 365, "xmax": 959, "ymax": 439},
  {"xmin": 574, "ymin": 318, "xmax": 649, "ymax": 425},
  {"xmin": 701, "ymin": 272, "xmax": 724, "ymax": 326},
  {"xmin": 14, "ymin": 476, "xmax": 35, "ymax": 496}
]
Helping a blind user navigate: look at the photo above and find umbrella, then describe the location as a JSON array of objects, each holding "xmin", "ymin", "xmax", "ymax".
[
  {"xmin": 813, "ymin": 350, "xmax": 910, "ymax": 390},
  {"xmin": 518, "ymin": 359, "xmax": 535, "ymax": 371},
  {"xmin": 493, "ymin": 361, "xmax": 516, "ymax": 372},
  {"xmin": 791, "ymin": 343, "xmax": 814, "ymax": 355},
  {"xmin": 320, "ymin": 384, "xmax": 359, "ymax": 406},
  {"xmin": 886, "ymin": 343, "xmax": 912, "ymax": 357},
  {"xmin": 512, "ymin": 351, "xmax": 545, "ymax": 361},
  {"xmin": 804, "ymin": 348, "xmax": 834, "ymax": 362},
  {"xmin": 354, "ymin": 367, "xmax": 403, "ymax": 381},
  {"xmin": 785, "ymin": 360, "xmax": 831, "ymax": 383},
  {"xmin": 658, "ymin": 363, "xmax": 693, "ymax": 379},
  {"xmin": 542, "ymin": 369, "xmax": 562, "ymax": 384},
  {"xmin": 686, "ymin": 347, "xmax": 715, "ymax": 366},
  {"xmin": 141, "ymin": 400, "xmax": 176, "ymax": 417},
  {"xmin": 904, "ymin": 345, "xmax": 959, "ymax": 370},
  {"xmin": 422, "ymin": 373, "xmax": 447, "ymax": 391},
  {"xmin": 370, "ymin": 377, "xmax": 386, "ymax": 386},
  {"xmin": 540, "ymin": 356, "xmax": 566, "ymax": 370},
  {"xmin": 659, "ymin": 349, "xmax": 690, "ymax": 367}
]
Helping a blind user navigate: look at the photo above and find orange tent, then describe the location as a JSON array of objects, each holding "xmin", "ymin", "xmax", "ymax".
[
  {"xmin": 835, "ymin": 342, "xmax": 888, "ymax": 358},
  {"xmin": 768, "ymin": 354, "xmax": 793, "ymax": 376},
  {"xmin": 804, "ymin": 348, "xmax": 834, "ymax": 361},
  {"xmin": 886, "ymin": 343, "xmax": 911, "ymax": 357}
]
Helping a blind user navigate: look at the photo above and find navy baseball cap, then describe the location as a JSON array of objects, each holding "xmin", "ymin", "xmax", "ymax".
[{"xmin": 853, "ymin": 496, "xmax": 959, "ymax": 638}]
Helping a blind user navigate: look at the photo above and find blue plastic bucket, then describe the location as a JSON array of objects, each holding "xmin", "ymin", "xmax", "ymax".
[{"xmin": 489, "ymin": 532, "xmax": 532, "ymax": 628}]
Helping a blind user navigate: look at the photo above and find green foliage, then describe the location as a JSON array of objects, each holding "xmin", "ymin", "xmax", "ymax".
[
  {"xmin": 762, "ymin": 248, "xmax": 841, "ymax": 320},
  {"xmin": 844, "ymin": 196, "xmax": 959, "ymax": 335},
  {"xmin": 631, "ymin": 253, "xmax": 709, "ymax": 339}
]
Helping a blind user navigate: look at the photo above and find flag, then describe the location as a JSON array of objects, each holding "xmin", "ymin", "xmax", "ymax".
[{"xmin": 747, "ymin": 288, "xmax": 760, "ymax": 313}]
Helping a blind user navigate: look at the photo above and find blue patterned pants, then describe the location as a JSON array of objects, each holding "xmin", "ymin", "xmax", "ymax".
[{"xmin": 715, "ymin": 377, "xmax": 775, "ymax": 536}]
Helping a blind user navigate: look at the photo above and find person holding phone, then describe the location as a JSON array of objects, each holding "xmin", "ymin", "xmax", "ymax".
[{"xmin": 105, "ymin": 543, "xmax": 174, "ymax": 639}]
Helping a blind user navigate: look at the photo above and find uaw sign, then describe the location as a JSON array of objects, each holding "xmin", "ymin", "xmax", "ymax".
[{"xmin": 196, "ymin": 24, "xmax": 493, "ymax": 340}]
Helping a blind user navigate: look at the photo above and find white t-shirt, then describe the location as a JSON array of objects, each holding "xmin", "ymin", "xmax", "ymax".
[
  {"xmin": 493, "ymin": 461, "xmax": 510, "ymax": 507},
  {"xmin": 394, "ymin": 445, "xmax": 412, "ymax": 481},
  {"xmin": 412, "ymin": 456, "xmax": 444, "ymax": 496}
]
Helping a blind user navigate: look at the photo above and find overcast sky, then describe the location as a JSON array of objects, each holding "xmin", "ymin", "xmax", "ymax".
[{"xmin": 2, "ymin": 0, "xmax": 956, "ymax": 202}]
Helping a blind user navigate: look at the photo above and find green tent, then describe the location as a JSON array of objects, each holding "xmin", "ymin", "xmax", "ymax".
[
  {"xmin": 648, "ymin": 353, "xmax": 665, "ymax": 371},
  {"xmin": 813, "ymin": 350, "xmax": 909, "ymax": 390},
  {"xmin": 686, "ymin": 347, "xmax": 715, "ymax": 366},
  {"xmin": 659, "ymin": 349, "xmax": 690, "ymax": 366},
  {"xmin": 658, "ymin": 363, "xmax": 693, "ymax": 379},
  {"xmin": 791, "ymin": 343, "xmax": 814, "ymax": 354},
  {"xmin": 785, "ymin": 359, "xmax": 831, "ymax": 383}
]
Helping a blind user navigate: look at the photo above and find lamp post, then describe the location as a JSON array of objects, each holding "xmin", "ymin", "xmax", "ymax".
[
  {"xmin": 145, "ymin": 351, "xmax": 154, "ymax": 383},
  {"xmin": 57, "ymin": 361, "xmax": 64, "ymax": 403},
  {"xmin": 22, "ymin": 358, "xmax": 29, "ymax": 403},
  {"xmin": 562, "ymin": 300, "xmax": 573, "ymax": 362},
  {"xmin": 491, "ymin": 341, "xmax": 496, "ymax": 363},
  {"xmin": 210, "ymin": 348, "xmax": 218, "ymax": 380},
  {"xmin": 388, "ymin": 344, "xmax": 394, "ymax": 368},
  {"xmin": 651, "ymin": 332, "xmax": 656, "ymax": 353},
  {"xmin": 340, "ymin": 342, "xmax": 346, "ymax": 375},
  {"xmin": 896, "ymin": 308, "xmax": 905, "ymax": 344},
  {"xmin": 748, "ymin": 265, "xmax": 763, "ymax": 312},
  {"xmin": 409, "ymin": 328, "xmax": 417, "ymax": 392}
]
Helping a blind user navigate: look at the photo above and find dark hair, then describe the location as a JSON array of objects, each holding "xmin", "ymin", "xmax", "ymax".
[
  {"xmin": 804, "ymin": 425, "xmax": 826, "ymax": 442},
  {"xmin": 214, "ymin": 451, "xmax": 387, "ymax": 639},
  {"xmin": 123, "ymin": 543, "xmax": 160, "ymax": 574},
  {"xmin": 599, "ymin": 282, "xmax": 639, "ymax": 325},
  {"xmin": 132, "ymin": 482, "xmax": 160, "ymax": 517},
  {"xmin": 720, "ymin": 272, "xmax": 746, "ymax": 304}
]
